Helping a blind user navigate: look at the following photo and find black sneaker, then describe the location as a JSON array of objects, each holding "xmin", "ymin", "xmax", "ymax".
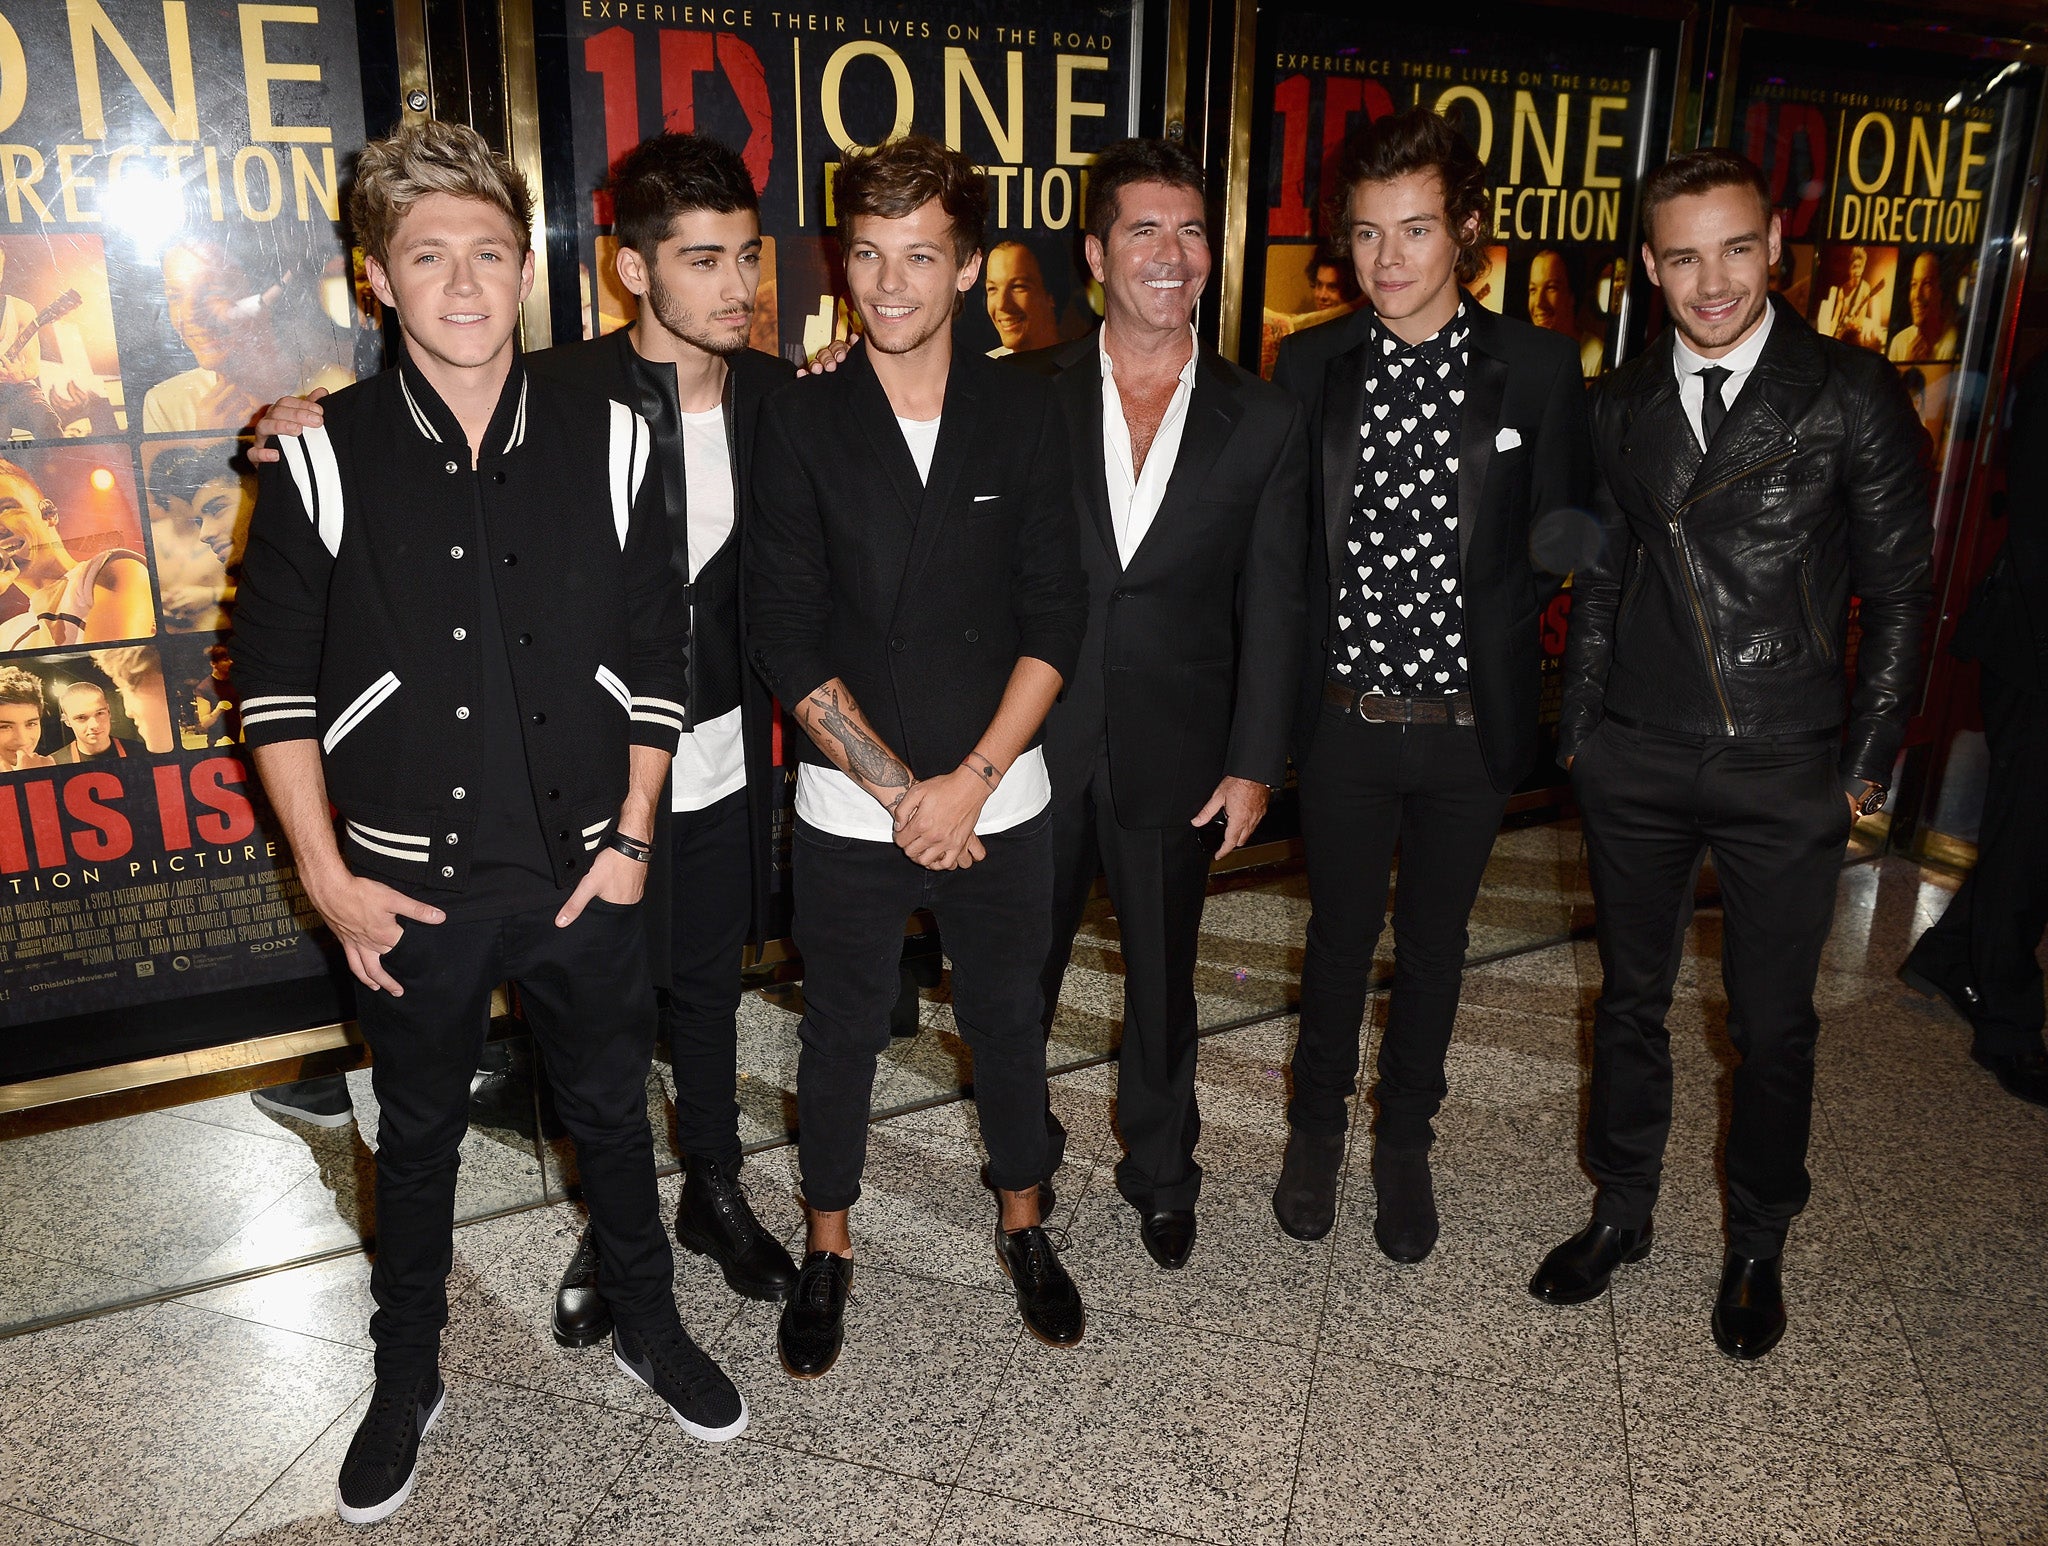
[
  {"xmin": 334, "ymin": 1371, "xmax": 445, "ymax": 1526},
  {"xmin": 995, "ymin": 1224, "xmax": 1084, "ymax": 1348},
  {"xmin": 675, "ymin": 1156, "xmax": 799, "ymax": 1302},
  {"xmin": 612, "ymin": 1320, "xmax": 747, "ymax": 1442},
  {"xmin": 778, "ymin": 1251, "xmax": 854, "ymax": 1379},
  {"xmin": 252, "ymin": 1075, "xmax": 355, "ymax": 1129}
]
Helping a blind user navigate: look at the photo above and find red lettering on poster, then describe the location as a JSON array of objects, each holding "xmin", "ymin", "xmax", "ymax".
[
  {"xmin": 191, "ymin": 757, "xmax": 257, "ymax": 845},
  {"xmin": 62, "ymin": 772, "xmax": 131, "ymax": 861},
  {"xmin": 1271, "ymin": 75, "xmax": 1312, "ymax": 237},
  {"xmin": 1743, "ymin": 101, "xmax": 1828, "ymax": 239},
  {"xmin": 1540, "ymin": 592, "xmax": 1573, "ymax": 658},
  {"xmin": 23, "ymin": 781, "xmax": 64, "ymax": 868},
  {"xmin": 0, "ymin": 786, "xmax": 25, "ymax": 873},
  {"xmin": 585, "ymin": 26, "xmax": 639, "ymax": 225},
  {"xmin": 153, "ymin": 762, "xmax": 191, "ymax": 850}
]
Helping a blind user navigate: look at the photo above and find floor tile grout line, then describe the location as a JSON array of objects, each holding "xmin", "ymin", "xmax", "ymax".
[
  {"xmin": 2, "ymin": 1501, "xmax": 137, "ymax": 1546},
  {"xmin": 205, "ymin": 1369, "xmax": 376, "ymax": 1545},
  {"xmin": 943, "ymin": 1479, "xmax": 1234, "ymax": 1545},
  {"xmin": 564, "ymin": 1409, "xmax": 666, "ymax": 1542},
  {"xmin": 1281, "ymin": 1084, "xmax": 1362, "ymax": 1546}
]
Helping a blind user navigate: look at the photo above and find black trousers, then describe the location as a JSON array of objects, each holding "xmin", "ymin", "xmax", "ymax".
[
  {"xmin": 662, "ymin": 788, "xmax": 752, "ymax": 1169},
  {"xmin": 1288, "ymin": 709, "xmax": 1509, "ymax": 1148},
  {"xmin": 790, "ymin": 808, "xmax": 1053, "ymax": 1212},
  {"xmin": 1905, "ymin": 673, "xmax": 2048, "ymax": 1054},
  {"xmin": 1038, "ymin": 748, "xmax": 1212, "ymax": 1212},
  {"xmin": 1575, "ymin": 717, "xmax": 1852, "ymax": 1258},
  {"xmin": 359, "ymin": 902, "xmax": 673, "ymax": 1381}
]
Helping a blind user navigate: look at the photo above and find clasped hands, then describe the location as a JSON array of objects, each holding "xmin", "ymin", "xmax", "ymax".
[{"xmin": 890, "ymin": 767, "xmax": 990, "ymax": 870}]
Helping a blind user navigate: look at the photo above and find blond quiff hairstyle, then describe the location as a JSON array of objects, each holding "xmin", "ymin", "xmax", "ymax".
[{"xmin": 349, "ymin": 120, "xmax": 534, "ymax": 268}]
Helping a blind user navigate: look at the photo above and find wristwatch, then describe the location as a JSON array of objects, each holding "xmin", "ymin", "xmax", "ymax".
[{"xmin": 1842, "ymin": 776, "xmax": 1887, "ymax": 816}]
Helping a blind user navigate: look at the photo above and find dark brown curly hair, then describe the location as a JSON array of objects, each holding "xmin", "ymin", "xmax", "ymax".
[
  {"xmin": 1329, "ymin": 108, "xmax": 1491, "ymax": 284},
  {"xmin": 833, "ymin": 134, "xmax": 987, "ymax": 264}
]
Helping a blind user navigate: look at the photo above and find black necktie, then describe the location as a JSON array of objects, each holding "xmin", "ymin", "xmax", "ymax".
[{"xmin": 1696, "ymin": 365, "xmax": 1731, "ymax": 445}]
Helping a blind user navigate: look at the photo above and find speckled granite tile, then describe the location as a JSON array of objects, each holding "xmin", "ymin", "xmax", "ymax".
[
  {"xmin": 1837, "ymin": 1158, "xmax": 2048, "ymax": 1306},
  {"xmin": 178, "ymin": 1251, "xmax": 384, "ymax": 1350},
  {"xmin": 961, "ymin": 1310, "xmax": 1311, "ymax": 1546},
  {"xmin": 585, "ymin": 1437, "xmax": 949, "ymax": 1544},
  {"xmin": 935, "ymin": 1491, "xmax": 1201, "ymax": 1545},
  {"xmin": 164, "ymin": 1088, "xmax": 361, "ymax": 1146},
  {"xmin": 216, "ymin": 1370, "xmax": 651, "ymax": 1543},
  {"xmin": 1960, "ymin": 1467, "xmax": 2048, "ymax": 1545},
  {"xmin": 1893, "ymin": 1289, "xmax": 2048, "ymax": 1479},
  {"xmin": 1628, "ymin": 1419, "xmax": 1977, "ymax": 1544},
  {"xmin": 707, "ymin": 1264, "xmax": 1019, "ymax": 1484},
  {"xmin": 0, "ymin": 1507, "xmax": 125, "ymax": 1544},
  {"xmin": 0, "ymin": 1251, "xmax": 155, "ymax": 1336},
  {"xmin": 0, "ymin": 1300, "xmax": 370, "ymax": 1546},
  {"xmin": 1612, "ymin": 1247, "xmax": 1944, "ymax": 1460},
  {"xmin": 1286, "ymin": 1352, "xmax": 1631, "ymax": 1545}
]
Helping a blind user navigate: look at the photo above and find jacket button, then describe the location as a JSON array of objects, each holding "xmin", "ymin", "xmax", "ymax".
[
  {"xmin": 440, "ymin": 865, "xmax": 455, "ymax": 878},
  {"xmin": 547, "ymin": 788, "xmax": 560, "ymax": 800},
  {"xmin": 445, "ymin": 833, "xmax": 459, "ymax": 845},
  {"xmin": 531, "ymin": 712, "xmax": 546, "ymax": 724},
  {"xmin": 455, "ymin": 706, "xmax": 470, "ymax": 720},
  {"xmin": 518, "ymin": 632, "xmax": 532, "ymax": 645},
  {"xmin": 890, "ymin": 637, "xmax": 905, "ymax": 651},
  {"xmin": 452, "ymin": 627, "xmax": 466, "ymax": 641},
  {"xmin": 1115, "ymin": 588, "xmax": 1133, "ymax": 601},
  {"xmin": 964, "ymin": 628, "xmax": 979, "ymax": 642},
  {"xmin": 492, "ymin": 472, "xmax": 505, "ymax": 485},
  {"xmin": 502, "ymin": 552, "xmax": 518, "ymax": 566},
  {"xmin": 444, "ymin": 461, "xmax": 458, "ymax": 474},
  {"xmin": 450, "ymin": 545, "xmax": 464, "ymax": 559},
  {"xmin": 556, "ymin": 829, "xmax": 570, "ymax": 841},
  {"xmin": 452, "ymin": 787, "xmax": 466, "ymax": 799}
]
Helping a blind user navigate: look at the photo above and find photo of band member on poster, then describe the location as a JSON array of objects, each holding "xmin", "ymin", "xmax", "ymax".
[{"xmin": 0, "ymin": 0, "xmax": 370, "ymax": 1036}]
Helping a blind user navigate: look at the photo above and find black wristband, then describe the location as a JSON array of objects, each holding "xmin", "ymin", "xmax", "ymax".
[{"xmin": 608, "ymin": 832, "xmax": 652, "ymax": 863}]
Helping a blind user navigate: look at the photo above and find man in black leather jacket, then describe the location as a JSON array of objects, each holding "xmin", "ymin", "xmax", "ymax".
[{"xmin": 1529, "ymin": 149, "xmax": 1932, "ymax": 1360}]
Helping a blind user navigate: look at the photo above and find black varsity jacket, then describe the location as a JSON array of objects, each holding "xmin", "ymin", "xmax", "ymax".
[{"xmin": 232, "ymin": 352, "xmax": 688, "ymax": 895}]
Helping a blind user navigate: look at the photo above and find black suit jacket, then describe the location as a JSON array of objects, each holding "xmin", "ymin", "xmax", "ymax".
[
  {"xmin": 746, "ymin": 346, "xmax": 1086, "ymax": 779},
  {"xmin": 1956, "ymin": 349, "xmax": 2048, "ymax": 694},
  {"xmin": 1274, "ymin": 296, "xmax": 1592, "ymax": 791},
  {"xmin": 1012, "ymin": 332, "xmax": 1308, "ymax": 826},
  {"xmin": 530, "ymin": 330, "xmax": 794, "ymax": 947}
]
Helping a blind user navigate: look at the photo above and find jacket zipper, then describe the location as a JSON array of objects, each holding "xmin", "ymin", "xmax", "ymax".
[
  {"xmin": 1675, "ymin": 446, "xmax": 1798, "ymax": 514},
  {"xmin": 1797, "ymin": 551, "xmax": 1834, "ymax": 663},
  {"xmin": 1618, "ymin": 540, "xmax": 1647, "ymax": 627},
  {"xmin": 1664, "ymin": 516, "xmax": 1736, "ymax": 734}
]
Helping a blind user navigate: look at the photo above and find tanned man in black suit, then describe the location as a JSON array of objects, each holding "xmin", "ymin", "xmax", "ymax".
[
  {"xmin": 253, "ymin": 134, "xmax": 801, "ymax": 1321},
  {"xmin": 1269, "ymin": 109, "xmax": 1592, "ymax": 1262},
  {"xmin": 1533, "ymin": 150, "xmax": 1930, "ymax": 1359},
  {"xmin": 1013, "ymin": 137, "xmax": 1307, "ymax": 1270},
  {"xmin": 746, "ymin": 136, "xmax": 1088, "ymax": 1377}
]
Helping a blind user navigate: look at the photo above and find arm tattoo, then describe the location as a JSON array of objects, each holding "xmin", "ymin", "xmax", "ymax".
[
  {"xmin": 960, "ymin": 754, "xmax": 998, "ymax": 789},
  {"xmin": 807, "ymin": 683, "xmax": 912, "ymax": 790}
]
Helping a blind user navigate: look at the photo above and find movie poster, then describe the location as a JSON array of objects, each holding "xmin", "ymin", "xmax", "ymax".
[{"xmin": 0, "ymin": 0, "xmax": 369, "ymax": 1036}]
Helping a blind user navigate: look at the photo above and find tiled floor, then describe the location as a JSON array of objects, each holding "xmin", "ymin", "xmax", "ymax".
[{"xmin": 3, "ymin": 853, "xmax": 2045, "ymax": 1543}]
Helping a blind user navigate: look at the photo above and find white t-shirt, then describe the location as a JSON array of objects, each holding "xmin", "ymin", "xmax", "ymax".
[
  {"xmin": 795, "ymin": 412, "xmax": 1052, "ymax": 840},
  {"xmin": 670, "ymin": 404, "xmax": 747, "ymax": 813}
]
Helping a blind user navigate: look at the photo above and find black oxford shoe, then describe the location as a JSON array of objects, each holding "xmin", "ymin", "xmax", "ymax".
[
  {"xmin": 1897, "ymin": 958, "xmax": 1984, "ymax": 1025},
  {"xmin": 1272, "ymin": 1128, "xmax": 1346, "ymax": 1241},
  {"xmin": 995, "ymin": 1224, "xmax": 1085, "ymax": 1347},
  {"xmin": 675, "ymin": 1156, "xmax": 799, "ymax": 1302},
  {"xmin": 1529, "ymin": 1219, "xmax": 1653, "ymax": 1305},
  {"xmin": 1711, "ymin": 1252, "xmax": 1787, "ymax": 1360},
  {"xmin": 552, "ymin": 1226, "xmax": 613, "ymax": 1348},
  {"xmin": 1139, "ymin": 1210, "xmax": 1196, "ymax": 1270},
  {"xmin": 777, "ymin": 1251, "xmax": 853, "ymax": 1379},
  {"xmin": 1370, "ymin": 1146, "xmax": 1439, "ymax": 1263},
  {"xmin": 1970, "ymin": 1046, "xmax": 2048, "ymax": 1109}
]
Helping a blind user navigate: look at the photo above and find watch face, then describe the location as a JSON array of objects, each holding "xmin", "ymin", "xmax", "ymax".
[{"xmin": 1858, "ymin": 784, "xmax": 1888, "ymax": 816}]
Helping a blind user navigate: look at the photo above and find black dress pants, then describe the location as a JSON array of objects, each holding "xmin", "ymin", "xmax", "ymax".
[
  {"xmin": 359, "ymin": 902, "xmax": 673, "ymax": 1381},
  {"xmin": 1288, "ymin": 708, "xmax": 1509, "ymax": 1148},
  {"xmin": 1574, "ymin": 717, "xmax": 1853, "ymax": 1258},
  {"xmin": 1904, "ymin": 673, "xmax": 2048, "ymax": 1055},
  {"xmin": 790, "ymin": 809, "xmax": 1053, "ymax": 1212},
  {"xmin": 1038, "ymin": 747, "xmax": 1213, "ymax": 1212},
  {"xmin": 662, "ymin": 788, "xmax": 753, "ymax": 1170}
]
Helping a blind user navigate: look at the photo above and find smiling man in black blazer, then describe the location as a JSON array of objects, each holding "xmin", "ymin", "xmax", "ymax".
[
  {"xmin": 746, "ymin": 135, "xmax": 1088, "ymax": 1377},
  {"xmin": 1012, "ymin": 138, "xmax": 1307, "ymax": 1270},
  {"xmin": 1270, "ymin": 109, "xmax": 1592, "ymax": 1261}
]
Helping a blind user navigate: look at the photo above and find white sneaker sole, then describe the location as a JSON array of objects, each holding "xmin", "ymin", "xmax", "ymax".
[
  {"xmin": 333, "ymin": 1383, "xmax": 447, "ymax": 1527},
  {"xmin": 252, "ymin": 1091, "xmax": 357, "ymax": 1128},
  {"xmin": 614, "ymin": 1348, "xmax": 749, "ymax": 1442}
]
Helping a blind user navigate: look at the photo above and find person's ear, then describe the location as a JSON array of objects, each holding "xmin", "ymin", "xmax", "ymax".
[{"xmin": 614, "ymin": 243, "xmax": 652, "ymax": 300}]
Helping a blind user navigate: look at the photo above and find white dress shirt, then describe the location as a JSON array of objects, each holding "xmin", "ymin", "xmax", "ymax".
[
  {"xmin": 1101, "ymin": 326, "xmax": 1199, "ymax": 567},
  {"xmin": 1673, "ymin": 302, "xmax": 1775, "ymax": 451},
  {"xmin": 794, "ymin": 411, "xmax": 1051, "ymax": 840}
]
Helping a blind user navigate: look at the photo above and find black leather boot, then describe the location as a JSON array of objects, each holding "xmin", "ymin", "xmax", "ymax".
[
  {"xmin": 675, "ymin": 1155, "xmax": 799, "ymax": 1302},
  {"xmin": 552, "ymin": 1226, "xmax": 613, "ymax": 1348},
  {"xmin": 1711, "ymin": 1252, "xmax": 1787, "ymax": 1360},
  {"xmin": 1528, "ymin": 1219, "xmax": 1654, "ymax": 1305},
  {"xmin": 1370, "ymin": 1145, "xmax": 1439, "ymax": 1263},
  {"xmin": 1272, "ymin": 1128, "xmax": 1346, "ymax": 1241}
]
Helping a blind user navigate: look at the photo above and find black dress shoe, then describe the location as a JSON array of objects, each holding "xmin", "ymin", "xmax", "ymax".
[
  {"xmin": 1272, "ymin": 1127, "xmax": 1346, "ymax": 1241},
  {"xmin": 1897, "ymin": 955, "xmax": 1985, "ymax": 1024},
  {"xmin": 552, "ymin": 1226, "xmax": 613, "ymax": 1348},
  {"xmin": 1711, "ymin": 1252, "xmax": 1787, "ymax": 1360},
  {"xmin": 995, "ymin": 1224, "xmax": 1085, "ymax": 1347},
  {"xmin": 1139, "ymin": 1210, "xmax": 1196, "ymax": 1270},
  {"xmin": 675, "ymin": 1156, "xmax": 799, "ymax": 1302},
  {"xmin": 979, "ymin": 1162, "xmax": 1055, "ymax": 1219},
  {"xmin": 1970, "ymin": 1046, "xmax": 2048, "ymax": 1108},
  {"xmin": 777, "ymin": 1251, "xmax": 853, "ymax": 1379},
  {"xmin": 1528, "ymin": 1219, "xmax": 1653, "ymax": 1305},
  {"xmin": 1370, "ymin": 1146, "xmax": 1439, "ymax": 1263}
]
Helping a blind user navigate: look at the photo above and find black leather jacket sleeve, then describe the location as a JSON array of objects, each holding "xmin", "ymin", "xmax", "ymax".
[
  {"xmin": 1557, "ymin": 402, "xmax": 1627, "ymax": 766},
  {"xmin": 1838, "ymin": 357, "xmax": 1934, "ymax": 784}
]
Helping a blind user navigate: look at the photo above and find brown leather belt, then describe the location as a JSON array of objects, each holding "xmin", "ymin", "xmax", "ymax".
[{"xmin": 1322, "ymin": 678, "xmax": 1476, "ymax": 727}]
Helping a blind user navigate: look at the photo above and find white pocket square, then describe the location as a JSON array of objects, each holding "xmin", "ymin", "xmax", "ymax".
[
  {"xmin": 1494, "ymin": 427, "xmax": 1523, "ymax": 452},
  {"xmin": 972, "ymin": 493, "xmax": 1000, "ymax": 502}
]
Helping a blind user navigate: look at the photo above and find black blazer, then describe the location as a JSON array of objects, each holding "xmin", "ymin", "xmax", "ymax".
[
  {"xmin": 746, "ymin": 346, "xmax": 1087, "ymax": 778},
  {"xmin": 530, "ymin": 331, "xmax": 794, "ymax": 947},
  {"xmin": 1956, "ymin": 349, "xmax": 2048, "ymax": 694},
  {"xmin": 1274, "ymin": 296, "xmax": 1591, "ymax": 791},
  {"xmin": 1013, "ymin": 333, "xmax": 1308, "ymax": 826}
]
